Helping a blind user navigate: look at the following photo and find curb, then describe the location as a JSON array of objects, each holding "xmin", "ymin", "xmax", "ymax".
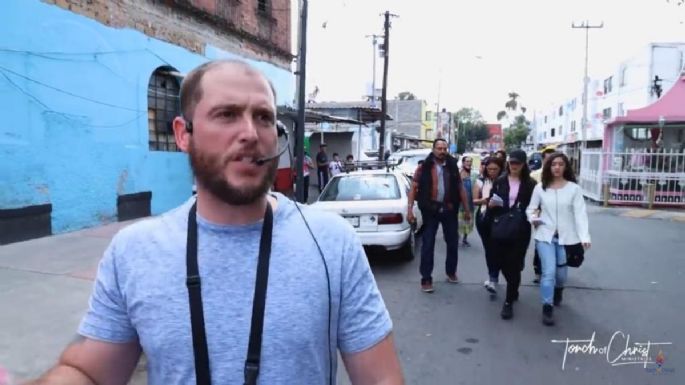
[{"xmin": 587, "ymin": 205, "xmax": 685, "ymax": 222}]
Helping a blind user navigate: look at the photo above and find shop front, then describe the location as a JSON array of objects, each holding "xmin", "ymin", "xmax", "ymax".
[{"xmin": 579, "ymin": 75, "xmax": 685, "ymax": 207}]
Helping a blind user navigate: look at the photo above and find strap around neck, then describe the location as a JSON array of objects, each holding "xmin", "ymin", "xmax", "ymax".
[{"xmin": 186, "ymin": 201, "xmax": 274, "ymax": 385}]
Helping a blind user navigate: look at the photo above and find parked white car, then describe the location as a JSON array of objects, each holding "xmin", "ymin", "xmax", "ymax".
[
  {"xmin": 310, "ymin": 169, "xmax": 422, "ymax": 259},
  {"xmin": 388, "ymin": 148, "xmax": 432, "ymax": 180}
]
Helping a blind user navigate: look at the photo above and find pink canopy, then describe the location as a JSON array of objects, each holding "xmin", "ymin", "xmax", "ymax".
[{"xmin": 607, "ymin": 75, "xmax": 685, "ymax": 127}]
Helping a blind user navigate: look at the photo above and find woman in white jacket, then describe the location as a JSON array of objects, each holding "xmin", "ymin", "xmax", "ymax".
[{"xmin": 526, "ymin": 153, "xmax": 591, "ymax": 326}]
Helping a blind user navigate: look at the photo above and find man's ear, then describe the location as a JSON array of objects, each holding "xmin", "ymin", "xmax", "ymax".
[{"xmin": 173, "ymin": 116, "xmax": 191, "ymax": 153}]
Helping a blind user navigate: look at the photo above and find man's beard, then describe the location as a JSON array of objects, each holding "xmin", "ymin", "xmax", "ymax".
[{"xmin": 189, "ymin": 140, "xmax": 277, "ymax": 206}]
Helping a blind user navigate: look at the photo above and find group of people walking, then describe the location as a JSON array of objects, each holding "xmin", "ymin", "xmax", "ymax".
[{"xmin": 408, "ymin": 140, "xmax": 591, "ymax": 326}]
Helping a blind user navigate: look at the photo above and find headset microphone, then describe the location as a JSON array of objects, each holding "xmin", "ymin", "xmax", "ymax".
[{"xmin": 254, "ymin": 122, "xmax": 289, "ymax": 166}]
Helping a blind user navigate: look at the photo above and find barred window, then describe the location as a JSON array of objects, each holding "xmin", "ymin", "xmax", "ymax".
[{"xmin": 148, "ymin": 66, "xmax": 181, "ymax": 151}]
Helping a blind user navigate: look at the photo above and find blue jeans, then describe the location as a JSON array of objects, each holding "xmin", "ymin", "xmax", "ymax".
[
  {"xmin": 420, "ymin": 208, "xmax": 459, "ymax": 282},
  {"xmin": 536, "ymin": 238, "xmax": 568, "ymax": 305}
]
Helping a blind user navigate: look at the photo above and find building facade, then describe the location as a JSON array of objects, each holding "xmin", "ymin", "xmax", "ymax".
[
  {"xmin": 485, "ymin": 124, "xmax": 504, "ymax": 151},
  {"xmin": 385, "ymin": 100, "xmax": 426, "ymax": 139},
  {"xmin": 0, "ymin": 0, "xmax": 294, "ymax": 244},
  {"xmin": 532, "ymin": 43, "xmax": 685, "ymax": 149}
]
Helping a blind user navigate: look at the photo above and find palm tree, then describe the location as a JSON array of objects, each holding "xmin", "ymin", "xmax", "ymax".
[
  {"xmin": 397, "ymin": 91, "xmax": 417, "ymax": 100},
  {"xmin": 497, "ymin": 92, "xmax": 527, "ymax": 123}
]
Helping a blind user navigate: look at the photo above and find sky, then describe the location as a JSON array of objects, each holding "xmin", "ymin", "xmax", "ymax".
[{"xmin": 294, "ymin": 0, "xmax": 684, "ymax": 122}]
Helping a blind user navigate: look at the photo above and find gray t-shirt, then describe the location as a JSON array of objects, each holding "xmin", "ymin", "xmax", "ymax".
[
  {"xmin": 436, "ymin": 163, "xmax": 445, "ymax": 202},
  {"xmin": 78, "ymin": 193, "xmax": 392, "ymax": 384}
]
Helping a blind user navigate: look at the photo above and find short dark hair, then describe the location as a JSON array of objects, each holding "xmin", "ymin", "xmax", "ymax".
[
  {"xmin": 433, "ymin": 138, "xmax": 448, "ymax": 148},
  {"xmin": 541, "ymin": 152, "xmax": 576, "ymax": 189},
  {"xmin": 179, "ymin": 59, "xmax": 277, "ymax": 120},
  {"xmin": 333, "ymin": 152, "xmax": 339, "ymax": 157}
]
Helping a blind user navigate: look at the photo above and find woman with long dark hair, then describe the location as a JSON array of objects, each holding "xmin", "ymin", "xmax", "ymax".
[
  {"xmin": 488, "ymin": 149, "xmax": 536, "ymax": 320},
  {"xmin": 472, "ymin": 156, "xmax": 505, "ymax": 294},
  {"xmin": 526, "ymin": 153, "xmax": 590, "ymax": 326}
]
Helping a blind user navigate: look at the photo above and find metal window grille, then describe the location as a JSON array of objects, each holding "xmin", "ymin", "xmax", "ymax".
[
  {"xmin": 148, "ymin": 67, "xmax": 181, "ymax": 152},
  {"xmin": 258, "ymin": 0, "xmax": 269, "ymax": 13}
]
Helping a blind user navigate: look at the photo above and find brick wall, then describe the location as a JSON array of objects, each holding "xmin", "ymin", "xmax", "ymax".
[{"xmin": 41, "ymin": 0, "xmax": 292, "ymax": 69}]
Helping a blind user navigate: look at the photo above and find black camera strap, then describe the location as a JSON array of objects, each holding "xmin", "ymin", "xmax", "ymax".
[{"xmin": 186, "ymin": 201, "xmax": 274, "ymax": 385}]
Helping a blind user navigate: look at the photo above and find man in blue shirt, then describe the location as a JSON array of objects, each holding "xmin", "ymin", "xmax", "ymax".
[{"xmin": 27, "ymin": 60, "xmax": 403, "ymax": 385}]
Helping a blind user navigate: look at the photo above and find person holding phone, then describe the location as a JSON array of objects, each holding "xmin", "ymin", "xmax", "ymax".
[{"xmin": 526, "ymin": 152, "xmax": 591, "ymax": 326}]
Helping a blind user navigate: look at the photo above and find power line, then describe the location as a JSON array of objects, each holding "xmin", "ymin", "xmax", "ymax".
[
  {"xmin": 0, "ymin": 65, "xmax": 141, "ymax": 112},
  {"xmin": 0, "ymin": 71, "xmax": 51, "ymax": 110},
  {"xmin": 377, "ymin": 10, "xmax": 399, "ymax": 161},
  {"xmin": 46, "ymin": 111, "xmax": 147, "ymax": 128},
  {"xmin": 0, "ymin": 69, "xmax": 145, "ymax": 127},
  {"xmin": 0, "ymin": 47, "xmax": 147, "ymax": 56}
]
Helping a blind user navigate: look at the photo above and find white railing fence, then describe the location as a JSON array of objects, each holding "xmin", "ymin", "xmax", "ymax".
[{"xmin": 579, "ymin": 148, "xmax": 685, "ymax": 207}]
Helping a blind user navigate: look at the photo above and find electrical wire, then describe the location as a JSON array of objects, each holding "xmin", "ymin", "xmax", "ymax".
[
  {"xmin": 0, "ymin": 71, "xmax": 51, "ymax": 110},
  {"xmin": 0, "ymin": 65, "xmax": 141, "ymax": 112},
  {"xmin": 0, "ymin": 47, "xmax": 148, "ymax": 56},
  {"xmin": 0, "ymin": 69, "xmax": 146, "ymax": 128},
  {"xmin": 286, "ymin": 142, "xmax": 334, "ymax": 385}
]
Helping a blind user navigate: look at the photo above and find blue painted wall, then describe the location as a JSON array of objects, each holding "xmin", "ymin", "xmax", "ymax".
[{"xmin": 0, "ymin": 0, "xmax": 294, "ymax": 234}]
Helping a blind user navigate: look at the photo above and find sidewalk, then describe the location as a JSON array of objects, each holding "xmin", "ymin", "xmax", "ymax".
[
  {"xmin": 0, "ymin": 213, "xmax": 351, "ymax": 384},
  {"xmin": 1, "ymin": 187, "xmax": 326, "ymax": 382},
  {"xmin": 0, "ymin": 219, "xmax": 147, "ymax": 383},
  {"xmin": 587, "ymin": 204, "xmax": 685, "ymax": 222}
]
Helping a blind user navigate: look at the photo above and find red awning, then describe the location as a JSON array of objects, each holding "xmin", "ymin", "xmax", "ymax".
[{"xmin": 607, "ymin": 75, "xmax": 685, "ymax": 127}]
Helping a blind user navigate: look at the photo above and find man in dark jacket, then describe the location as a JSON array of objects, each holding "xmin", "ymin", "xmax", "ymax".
[{"xmin": 408, "ymin": 139, "xmax": 471, "ymax": 293}]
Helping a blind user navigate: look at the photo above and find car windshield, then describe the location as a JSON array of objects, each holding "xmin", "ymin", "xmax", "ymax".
[
  {"xmin": 402, "ymin": 156, "xmax": 424, "ymax": 170},
  {"xmin": 319, "ymin": 174, "xmax": 401, "ymax": 201}
]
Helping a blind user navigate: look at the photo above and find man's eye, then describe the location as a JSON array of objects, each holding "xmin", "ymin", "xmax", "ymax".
[
  {"xmin": 257, "ymin": 114, "xmax": 274, "ymax": 124},
  {"xmin": 219, "ymin": 110, "xmax": 236, "ymax": 119}
]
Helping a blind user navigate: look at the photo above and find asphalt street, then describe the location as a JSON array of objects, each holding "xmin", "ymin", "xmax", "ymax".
[
  {"xmin": 367, "ymin": 208, "xmax": 684, "ymax": 384},
  {"xmin": 0, "ymin": 207, "xmax": 683, "ymax": 384}
]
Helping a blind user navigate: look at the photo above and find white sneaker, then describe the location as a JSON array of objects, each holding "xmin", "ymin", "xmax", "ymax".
[{"xmin": 484, "ymin": 280, "xmax": 497, "ymax": 294}]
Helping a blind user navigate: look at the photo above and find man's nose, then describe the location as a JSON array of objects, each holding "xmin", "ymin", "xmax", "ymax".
[{"xmin": 237, "ymin": 114, "xmax": 259, "ymax": 143}]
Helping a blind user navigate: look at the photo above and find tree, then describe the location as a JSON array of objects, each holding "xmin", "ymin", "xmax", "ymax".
[
  {"xmin": 497, "ymin": 92, "xmax": 531, "ymax": 150},
  {"xmin": 453, "ymin": 107, "xmax": 490, "ymax": 152},
  {"xmin": 497, "ymin": 92, "xmax": 527, "ymax": 122},
  {"xmin": 397, "ymin": 91, "xmax": 417, "ymax": 100},
  {"xmin": 504, "ymin": 127, "xmax": 529, "ymax": 148}
]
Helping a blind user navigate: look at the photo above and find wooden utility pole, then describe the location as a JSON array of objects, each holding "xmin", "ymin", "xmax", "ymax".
[{"xmin": 378, "ymin": 11, "xmax": 398, "ymax": 161}]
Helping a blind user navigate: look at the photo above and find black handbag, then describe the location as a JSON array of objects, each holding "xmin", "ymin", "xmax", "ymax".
[
  {"xmin": 491, "ymin": 205, "xmax": 528, "ymax": 241},
  {"xmin": 564, "ymin": 243, "xmax": 585, "ymax": 268}
]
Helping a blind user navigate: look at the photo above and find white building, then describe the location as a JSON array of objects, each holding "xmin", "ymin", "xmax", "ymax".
[{"xmin": 532, "ymin": 42, "xmax": 685, "ymax": 150}]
